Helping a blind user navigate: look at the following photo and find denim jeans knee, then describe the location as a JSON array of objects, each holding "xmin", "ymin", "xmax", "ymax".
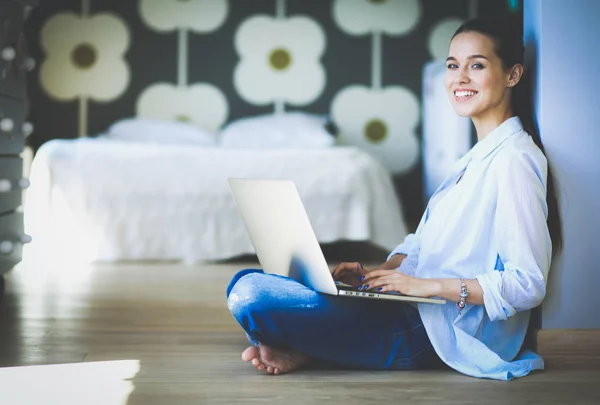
[
  {"xmin": 227, "ymin": 271, "xmax": 263, "ymax": 318},
  {"xmin": 226, "ymin": 268, "xmax": 263, "ymax": 298}
]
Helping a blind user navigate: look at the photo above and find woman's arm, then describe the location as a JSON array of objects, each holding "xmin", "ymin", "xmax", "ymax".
[
  {"xmin": 331, "ymin": 255, "xmax": 407, "ymax": 287},
  {"xmin": 475, "ymin": 152, "xmax": 551, "ymax": 321},
  {"xmin": 364, "ymin": 153, "xmax": 551, "ymax": 315},
  {"xmin": 379, "ymin": 254, "xmax": 406, "ymax": 270},
  {"xmin": 361, "ymin": 271, "xmax": 484, "ymax": 306},
  {"xmin": 429, "ymin": 278, "xmax": 484, "ymax": 305}
]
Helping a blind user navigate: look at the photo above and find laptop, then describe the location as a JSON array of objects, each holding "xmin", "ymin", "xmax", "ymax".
[{"xmin": 228, "ymin": 178, "xmax": 446, "ymax": 305}]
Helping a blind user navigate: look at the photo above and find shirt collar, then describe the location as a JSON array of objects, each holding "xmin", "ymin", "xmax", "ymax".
[{"xmin": 468, "ymin": 116, "xmax": 523, "ymax": 162}]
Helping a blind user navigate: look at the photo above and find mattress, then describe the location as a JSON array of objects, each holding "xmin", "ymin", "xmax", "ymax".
[{"xmin": 24, "ymin": 138, "xmax": 408, "ymax": 264}]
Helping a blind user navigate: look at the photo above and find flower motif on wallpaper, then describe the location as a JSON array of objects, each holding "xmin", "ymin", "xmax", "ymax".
[
  {"xmin": 331, "ymin": 86, "xmax": 420, "ymax": 174},
  {"xmin": 332, "ymin": 0, "xmax": 421, "ymax": 36},
  {"xmin": 428, "ymin": 18, "xmax": 464, "ymax": 60},
  {"xmin": 137, "ymin": 0, "xmax": 230, "ymax": 132},
  {"xmin": 330, "ymin": 0, "xmax": 422, "ymax": 173},
  {"xmin": 139, "ymin": 0, "xmax": 229, "ymax": 33},
  {"xmin": 136, "ymin": 83, "xmax": 228, "ymax": 133},
  {"xmin": 234, "ymin": 15, "xmax": 326, "ymax": 106},
  {"xmin": 39, "ymin": 13, "xmax": 130, "ymax": 101}
]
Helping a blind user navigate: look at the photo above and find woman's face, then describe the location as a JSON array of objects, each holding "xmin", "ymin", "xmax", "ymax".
[{"xmin": 445, "ymin": 31, "xmax": 513, "ymax": 119}]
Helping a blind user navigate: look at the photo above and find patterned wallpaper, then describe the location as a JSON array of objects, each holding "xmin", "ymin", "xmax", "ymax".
[{"xmin": 24, "ymin": 0, "xmax": 519, "ymax": 226}]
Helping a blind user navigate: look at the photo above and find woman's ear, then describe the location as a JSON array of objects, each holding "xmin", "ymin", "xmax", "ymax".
[{"xmin": 507, "ymin": 64, "xmax": 524, "ymax": 87}]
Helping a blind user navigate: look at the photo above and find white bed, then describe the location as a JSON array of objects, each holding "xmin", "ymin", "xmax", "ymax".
[{"xmin": 24, "ymin": 138, "xmax": 408, "ymax": 264}]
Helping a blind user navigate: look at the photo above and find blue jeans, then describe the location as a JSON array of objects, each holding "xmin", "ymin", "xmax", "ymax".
[{"xmin": 226, "ymin": 269, "xmax": 442, "ymax": 370}]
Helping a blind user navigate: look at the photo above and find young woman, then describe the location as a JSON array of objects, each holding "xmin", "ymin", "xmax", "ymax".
[{"xmin": 225, "ymin": 16, "xmax": 562, "ymax": 380}]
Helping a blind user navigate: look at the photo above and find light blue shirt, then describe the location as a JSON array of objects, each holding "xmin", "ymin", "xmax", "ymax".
[{"xmin": 388, "ymin": 117, "xmax": 551, "ymax": 380}]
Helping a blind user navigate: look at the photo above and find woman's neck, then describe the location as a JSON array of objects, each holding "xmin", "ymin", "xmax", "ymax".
[{"xmin": 472, "ymin": 107, "xmax": 514, "ymax": 142}]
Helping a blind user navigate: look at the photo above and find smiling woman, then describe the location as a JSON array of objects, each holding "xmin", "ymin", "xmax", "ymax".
[
  {"xmin": 226, "ymin": 16, "xmax": 563, "ymax": 381},
  {"xmin": 448, "ymin": 17, "xmax": 562, "ymax": 257},
  {"xmin": 445, "ymin": 31, "xmax": 523, "ymax": 137}
]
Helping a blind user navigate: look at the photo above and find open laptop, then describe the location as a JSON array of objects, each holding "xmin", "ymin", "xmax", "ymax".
[{"xmin": 228, "ymin": 178, "xmax": 445, "ymax": 305}]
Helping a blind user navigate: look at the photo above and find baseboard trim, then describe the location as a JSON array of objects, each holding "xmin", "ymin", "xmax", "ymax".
[{"xmin": 537, "ymin": 329, "xmax": 600, "ymax": 367}]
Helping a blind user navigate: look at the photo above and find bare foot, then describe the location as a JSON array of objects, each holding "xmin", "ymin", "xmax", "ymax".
[{"xmin": 241, "ymin": 344, "xmax": 309, "ymax": 375}]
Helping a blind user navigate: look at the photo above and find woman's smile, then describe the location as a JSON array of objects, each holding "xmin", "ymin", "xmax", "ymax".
[{"xmin": 453, "ymin": 88, "xmax": 479, "ymax": 102}]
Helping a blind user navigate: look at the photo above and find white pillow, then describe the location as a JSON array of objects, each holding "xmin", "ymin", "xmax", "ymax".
[
  {"xmin": 219, "ymin": 112, "xmax": 335, "ymax": 149},
  {"xmin": 105, "ymin": 118, "xmax": 217, "ymax": 146}
]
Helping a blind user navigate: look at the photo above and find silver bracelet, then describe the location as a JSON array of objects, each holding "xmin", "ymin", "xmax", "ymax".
[{"xmin": 458, "ymin": 278, "xmax": 469, "ymax": 313}]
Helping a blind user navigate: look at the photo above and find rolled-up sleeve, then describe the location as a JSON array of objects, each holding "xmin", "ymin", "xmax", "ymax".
[
  {"xmin": 387, "ymin": 233, "xmax": 417, "ymax": 261},
  {"xmin": 476, "ymin": 152, "xmax": 552, "ymax": 322},
  {"xmin": 387, "ymin": 208, "xmax": 428, "ymax": 262}
]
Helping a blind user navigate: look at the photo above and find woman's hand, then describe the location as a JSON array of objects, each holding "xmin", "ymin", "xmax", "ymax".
[
  {"xmin": 331, "ymin": 262, "xmax": 371, "ymax": 287},
  {"xmin": 360, "ymin": 269, "xmax": 439, "ymax": 298}
]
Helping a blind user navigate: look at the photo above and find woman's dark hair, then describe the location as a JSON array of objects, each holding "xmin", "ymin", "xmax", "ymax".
[{"xmin": 452, "ymin": 16, "xmax": 563, "ymax": 257}]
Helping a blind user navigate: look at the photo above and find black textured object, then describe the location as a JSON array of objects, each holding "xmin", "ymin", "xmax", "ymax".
[{"xmin": 0, "ymin": 0, "xmax": 33, "ymax": 276}]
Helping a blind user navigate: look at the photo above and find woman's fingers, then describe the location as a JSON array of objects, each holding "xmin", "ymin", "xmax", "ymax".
[
  {"xmin": 361, "ymin": 269, "xmax": 395, "ymax": 284},
  {"xmin": 332, "ymin": 262, "xmax": 352, "ymax": 275},
  {"xmin": 331, "ymin": 262, "xmax": 361, "ymax": 279},
  {"xmin": 331, "ymin": 262, "xmax": 347, "ymax": 279},
  {"xmin": 363, "ymin": 275, "xmax": 394, "ymax": 290},
  {"xmin": 361, "ymin": 272, "xmax": 424, "ymax": 297},
  {"xmin": 332, "ymin": 262, "xmax": 366, "ymax": 286},
  {"xmin": 361, "ymin": 271, "xmax": 408, "ymax": 293}
]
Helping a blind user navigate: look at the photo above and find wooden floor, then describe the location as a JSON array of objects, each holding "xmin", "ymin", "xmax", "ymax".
[{"xmin": 0, "ymin": 260, "xmax": 599, "ymax": 405}]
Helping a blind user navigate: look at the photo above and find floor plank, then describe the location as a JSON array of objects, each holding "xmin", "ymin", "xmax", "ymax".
[{"xmin": 0, "ymin": 260, "xmax": 599, "ymax": 405}]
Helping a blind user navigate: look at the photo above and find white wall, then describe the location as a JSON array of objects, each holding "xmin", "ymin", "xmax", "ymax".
[{"xmin": 524, "ymin": 0, "xmax": 600, "ymax": 329}]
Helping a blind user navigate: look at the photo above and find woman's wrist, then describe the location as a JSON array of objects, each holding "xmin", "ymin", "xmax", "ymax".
[
  {"xmin": 381, "ymin": 254, "xmax": 406, "ymax": 270},
  {"xmin": 429, "ymin": 278, "xmax": 484, "ymax": 305},
  {"xmin": 425, "ymin": 279, "xmax": 445, "ymax": 298}
]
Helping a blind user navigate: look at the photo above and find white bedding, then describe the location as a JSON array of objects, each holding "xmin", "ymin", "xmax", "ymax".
[{"xmin": 24, "ymin": 138, "xmax": 408, "ymax": 263}]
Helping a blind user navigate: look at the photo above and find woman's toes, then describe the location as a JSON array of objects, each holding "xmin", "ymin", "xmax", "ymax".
[
  {"xmin": 242, "ymin": 346, "xmax": 259, "ymax": 362},
  {"xmin": 266, "ymin": 366, "xmax": 274, "ymax": 374},
  {"xmin": 274, "ymin": 368, "xmax": 281, "ymax": 375},
  {"xmin": 251, "ymin": 358, "xmax": 260, "ymax": 367}
]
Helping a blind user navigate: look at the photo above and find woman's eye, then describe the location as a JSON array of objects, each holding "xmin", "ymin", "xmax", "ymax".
[
  {"xmin": 446, "ymin": 64, "xmax": 458, "ymax": 69},
  {"xmin": 472, "ymin": 63, "xmax": 484, "ymax": 69}
]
